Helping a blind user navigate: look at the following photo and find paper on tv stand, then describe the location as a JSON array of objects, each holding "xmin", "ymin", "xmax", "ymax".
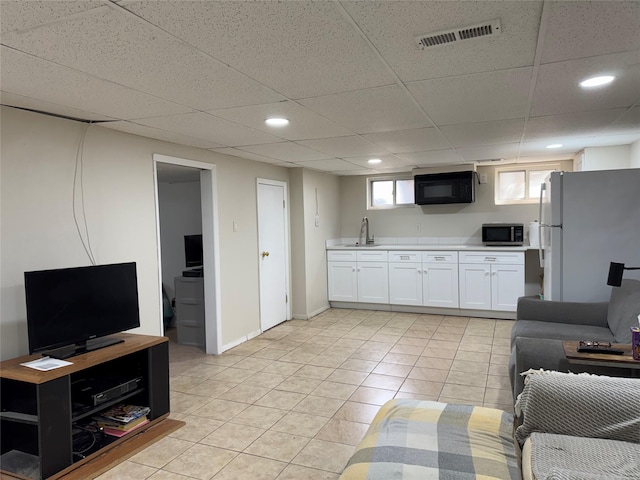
[{"xmin": 20, "ymin": 357, "xmax": 72, "ymax": 371}]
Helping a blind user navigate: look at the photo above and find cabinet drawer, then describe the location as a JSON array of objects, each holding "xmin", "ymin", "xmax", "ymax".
[
  {"xmin": 422, "ymin": 251, "xmax": 458, "ymax": 263},
  {"xmin": 356, "ymin": 250, "xmax": 388, "ymax": 262},
  {"xmin": 327, "ymin": 250, "xmax": 357, "ymax": 262},
  {"xmin": 459, "ymin": 251, "xmax": 524, "ymax": 265},
  {"xmin": 388, "ymin": 251, "xmax": 421, "ymax": 263}
]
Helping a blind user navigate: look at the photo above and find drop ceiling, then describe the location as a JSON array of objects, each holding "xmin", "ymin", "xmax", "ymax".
[{"xmin": 1, "ymin": 1, "xmax": 639, "ymax": 176}]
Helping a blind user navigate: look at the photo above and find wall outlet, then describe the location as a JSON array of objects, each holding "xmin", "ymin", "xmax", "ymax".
[
  {"xmin": 416, "ymin": 224, "xmax": 421, "ymax": 232},
  {"xmin": 479, "ymin": 173, "xmax": 488, "ymax": 184},
  {"xmin": 315, "ymin": 215, "xmax": 320, "ymax": 227},
  {"xmin": 233, "ymin": 221, "xmax": 238, "ymax": 232}
]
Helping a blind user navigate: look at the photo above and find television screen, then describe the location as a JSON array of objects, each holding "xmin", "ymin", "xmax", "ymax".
[
  {"xmin": 24, "ymin": 262, "xmax": 140, "ymax": 358},
  {"xmin": 184, "ymin": 234, "xmax": 203, "ymax": 268}
]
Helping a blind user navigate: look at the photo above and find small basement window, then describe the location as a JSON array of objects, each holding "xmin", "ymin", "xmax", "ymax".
[
  {"xmin": 368, "ymin": 176, "xmax": 415, "ymax": 209},
  {"xmin": 495, "ymin": 164, "xmax": 559, "ymax": 205}
]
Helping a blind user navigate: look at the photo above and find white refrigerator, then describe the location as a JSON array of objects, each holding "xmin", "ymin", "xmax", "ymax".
[{"xmin": 540, "ymin": 169, "xmax": 640, "ymax": 302}]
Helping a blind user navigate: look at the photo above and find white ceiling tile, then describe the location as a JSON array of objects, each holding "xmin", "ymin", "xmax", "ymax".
[
  {"xmin": 0, "ymin": 47, "xmax": 192, "ymax": 120},
  {"xmin": 299, "ymin": 85, "xmax": 432, "ymax": 134},
  {"xmin": 363, "ymin": 127, "xmax": 450, "ymax": 153},
  {"xmin": 531, "ymin": 51, "xmax": 640, "ymax": 117},
  {"xmin": 440, "ymin": 119, "xmax": 525, "ymax": 147},
  {"xmin": 340, "ymin": 154, "xmax": 414, "ymax": 169},
  {"xmin": 342, "ymin": 1, "xmax": 542, "ymax": 82},
  {"xmin": 100, "ymin": 121, "xmax": 224, "ymax": 149},
  {"xmin": 605, "ymin": 106, "xmax": 640, "ymax": 134},
  {"xmin": 541, "ymin": 1, "xmax": 640, "ymax": 64},
  {"xmin": 236, "ymin": 142, "xmax": 331, "ymax": 162},
  {"xmin": 297, "ymin": 136, "xmax": 388, "ymax": 157},
  {"xmin": 294, "ymin": 158, "xmax": 368, "ymax": 173},
  {"xmin": 0, "ymin": 91, "xmax": 117, "ymax": 122},
  {"xmin": 334, "ymin": 169, "xmax": 379, "ymax": 176},
  {"xmin": 407, "ymin": 67, "xmax": 532, "ymax": 126},
  {"xmin": 456, "ymin": 143, "xmax": 521, "ymax": 162},
  {"xmin": 210, "ymin": 148, "xmax": 286, "ymax": 164},
  {"xmin": 1, "ymin": 7, "xmax": 285, "ymax": 111},
  {"xmin": 121, "ymin": 1, "xmax": 395, "ymax": 99},
  {"xmin": 0, "ymin": 0, "xmax": 105, "ymax": 34},
  {"xmin": 134, "ymin": 113, "xmax": 283, "ymax": 147},
  {"xmin": 209, "ymin": 101, "xmax": 353, "ymax": 140},
  {"xmin": 524, "ymin": 109, "xmax": 630, "ymax": 142},
  {"xmin": 396, "ymin": 149, "xmax": 463, "ymax": 166}
]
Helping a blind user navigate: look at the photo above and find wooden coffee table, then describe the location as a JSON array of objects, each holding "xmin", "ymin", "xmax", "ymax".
[{"xmin": 563, "ymin": 341, "xmax": 640, "ymax": 370}]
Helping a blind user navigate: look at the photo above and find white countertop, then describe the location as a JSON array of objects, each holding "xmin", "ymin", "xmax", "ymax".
[{"xmin": 327, "ymin": 244, "xmax": 531, "ymax": 251}]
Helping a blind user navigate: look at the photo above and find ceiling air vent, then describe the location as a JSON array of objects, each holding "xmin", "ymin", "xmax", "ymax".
[{"xmin": 415, "ymin": 19, "xmax": 501, "ymax": 49}]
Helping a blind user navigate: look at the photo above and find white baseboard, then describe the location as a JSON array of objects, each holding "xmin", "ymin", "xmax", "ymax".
[{"xmin": 292, "ymin": 304, "xmax": 330, "ymax": 320}]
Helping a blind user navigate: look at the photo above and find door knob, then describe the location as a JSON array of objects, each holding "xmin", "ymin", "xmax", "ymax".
[{"xmin": 261, "ymin": 251, "xmax": 270, "ymax": 258}]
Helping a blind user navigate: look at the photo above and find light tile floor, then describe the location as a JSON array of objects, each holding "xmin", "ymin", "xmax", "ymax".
[{"xmin": 96, "ymin": 309, "xmax": 515, "ymax": 480}]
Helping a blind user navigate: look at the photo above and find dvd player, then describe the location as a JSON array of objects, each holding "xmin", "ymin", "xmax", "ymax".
[{"xmin": 73, "ymin": 376, "xmax": 143, "ymax": 406}]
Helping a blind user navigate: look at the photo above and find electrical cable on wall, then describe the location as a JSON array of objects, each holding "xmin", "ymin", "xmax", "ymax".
[{"xmin": 72, "ymin": 122, "xmax": 97, "ymax": 265}]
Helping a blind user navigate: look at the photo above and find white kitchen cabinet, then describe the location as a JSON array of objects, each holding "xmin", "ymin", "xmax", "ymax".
[
  {"xmin": 458, "ymin": 251, "xmax": 524, "ymax": 311},
  {"xmin": 327, "ymin": 260, "xmax": 358, "ymax": 302},
  {"xmin": 388, "ymin": 251, "xmax": 458, "ymax": 307},
  {"xmin": 328, "ymin": 250, "xmax": 388, "ymax": 303}
]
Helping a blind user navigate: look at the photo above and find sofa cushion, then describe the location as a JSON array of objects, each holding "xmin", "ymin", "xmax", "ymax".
[
  {"xmin": 511, "ymin": 320, "xmax": 615, "ymax": 346},
  {"xmin": 528, "ymin": 432, "xmax": 640, "ymax": 480},
  {"xmin": 515, "ymin": 371, "xmax": 640, "ymax": 445},
  {"xmin": 607, "ymin": 279, "xmax": 640, "ymax": 343}
]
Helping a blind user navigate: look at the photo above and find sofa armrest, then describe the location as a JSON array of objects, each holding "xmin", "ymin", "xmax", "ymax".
[{"xmin": 516, "ymin": 297, "xmax": 609, "ymax": 327}]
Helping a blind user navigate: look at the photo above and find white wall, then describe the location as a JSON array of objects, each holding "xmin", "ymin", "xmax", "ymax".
[
  {"xmin": 580, "ymin": 145, "xmax": 631, "ymax": 171},
  {"xmin": 0, "ymin": 106, "xmax": 291, "ymax": 360},
  {"xmin": 630, "ymin": 139, "xmax": 640, "ymax": 168},
  {"xmin": 158, "ymin": 180, "xmax": 201, "ymax": 306}
]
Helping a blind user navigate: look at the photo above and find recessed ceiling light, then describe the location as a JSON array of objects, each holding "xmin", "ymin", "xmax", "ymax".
[
  {"xmin": 265, "ymin": 117, "xmax": 289, "ymax": 127},
  {"xmin": 579, "ymin": 75, "xmax": 615, "ymax": 88},
  {"xmin": 368, "ymin": 158, "xmax": 382, "ymax": 164},
  {"xmin": 546, "ymin": 144, "xmax": 563, "ymax": 149}
]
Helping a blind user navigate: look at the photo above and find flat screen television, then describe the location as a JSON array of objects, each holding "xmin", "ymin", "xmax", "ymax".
[
  {"xmin": 184, "ymin": 234, "xmax": 203, "ymax": 268},
  {"xmin": 24, "ymin": 262, "xmax": 140, "ymax": 359}
]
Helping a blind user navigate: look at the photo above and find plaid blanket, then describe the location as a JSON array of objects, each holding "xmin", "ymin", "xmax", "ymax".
[{"xmin": 340, "ymin": 399, "xmax": 520, "ymax": 480}]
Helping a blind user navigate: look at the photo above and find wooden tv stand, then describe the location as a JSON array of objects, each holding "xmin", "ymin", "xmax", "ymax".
[{"xmin": 0, "ymin": 334, "xmax": 170, "ymax": 479}]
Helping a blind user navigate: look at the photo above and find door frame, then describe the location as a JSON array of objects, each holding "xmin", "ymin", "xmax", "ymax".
[
  {"xmin": 256, "ymin": 178, "xmax": 292, "ymax": 329},
  {"xmin": 153, "ymin": 153, "xmax": 222, "ymax": 354}
]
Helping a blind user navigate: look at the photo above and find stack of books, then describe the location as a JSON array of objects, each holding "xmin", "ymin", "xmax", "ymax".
[{"xmin": 93, "ymin": 404, "xmax": 151, "ymax": 437}]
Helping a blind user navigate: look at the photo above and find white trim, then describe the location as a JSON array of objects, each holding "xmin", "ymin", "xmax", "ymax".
[
  {"xmin": 220, "ymin": 329, "xmax": 262, "ymax": 353},
  {"xmin": 153, "ymin": 153, "xmax": 222, "ymax": 355},
  {"xmin": 292, "ymin": 304, "xmax": 330, "ymax": 320}
]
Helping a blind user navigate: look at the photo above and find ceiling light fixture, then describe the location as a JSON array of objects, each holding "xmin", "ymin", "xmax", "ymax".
[
  {"xmin": 368, "ymin": 158, "xmax": 382, "ymax": 164},
  {"xmin": 546, "ymin": 144, "xmax": 563, "ymax": 149},
  {"xmin": 265, "ymin": 117, "xmax": 289, "ymax": 127},
  {"xmin": 579, "ymin": 75, "xmax": 615, "ymax": 88}
]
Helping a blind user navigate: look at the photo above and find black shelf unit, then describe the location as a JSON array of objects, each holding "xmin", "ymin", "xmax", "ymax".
[{"xmin": 1, "ymin": 334, "xmax": 169, "ymax": 480}]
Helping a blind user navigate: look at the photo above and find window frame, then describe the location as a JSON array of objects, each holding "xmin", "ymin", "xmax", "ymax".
[
  {"xmin": 494, "ymin": 163, "xmax": 561, "ymax": 205},
  {"xmin": 366, "ymin": 175, "xmax": 416, "ymax": 210}
]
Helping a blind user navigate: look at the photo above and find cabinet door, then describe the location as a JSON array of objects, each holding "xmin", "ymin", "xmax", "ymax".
[
  {"xmin": 458, "ymin": 263, "xmax": 491, "ymax": 310},
  {"xmin": 389, "ymin": 262, "xmax": 422, "ymax": 306},
  {"xmin": 491, "ymin": 264, "xmax": 525, "ymax": 311},
  {"xmin": 357, "ymin": 262, "xmax": 389, "ymax": 303},
  {"xmin": 423, "ymin": 263, "xmax": 459, "ymax": 308},
  {"xmin": 327, "ymin": 261, "xmax": 358, "ymax": 302}
]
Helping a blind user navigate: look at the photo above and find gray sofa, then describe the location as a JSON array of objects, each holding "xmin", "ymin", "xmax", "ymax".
[{"xmin": 509, "ymin": 279, "xmax": 640, "ymax": 400}]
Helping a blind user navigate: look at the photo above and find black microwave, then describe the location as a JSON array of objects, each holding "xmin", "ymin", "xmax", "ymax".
[
  {"xmin": 482, "ymin": 223, "xmax": 524, "ymax": 246},
  {"xmin": 414, "ymin": 171, "xmax": 475, "ymax": 205}
]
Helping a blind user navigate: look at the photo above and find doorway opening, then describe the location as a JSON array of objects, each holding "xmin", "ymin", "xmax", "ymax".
[{"xmin": 153, "ymin": 154, "xmax": 221, "ymax": 355}]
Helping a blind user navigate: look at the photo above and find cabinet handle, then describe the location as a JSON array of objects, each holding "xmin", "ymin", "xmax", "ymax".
[
  {"xmin": 485, "ymin": 257, "xmax": 496, "ymax": 262},
  {"xmin": 435, "ymin": 256, "xmax": 446, "ymax": 261},
  {"xmin": 400, "ymin": 255, "xmax": 410, "ymax": 260}
]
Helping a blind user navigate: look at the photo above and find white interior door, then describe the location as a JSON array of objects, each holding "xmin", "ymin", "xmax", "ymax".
[{"xmin": 257, "ymin": 179, "xmax": 289, "ymax": 331}]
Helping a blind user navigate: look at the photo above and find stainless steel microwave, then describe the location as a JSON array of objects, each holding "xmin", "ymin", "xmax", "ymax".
[
  {"xmin": 482, "ymin": 223, "xmax": 524, "ymax": 246},
  {"xmin": 414, "ymin": 171, "xmax": 475, "ymax": 205}
]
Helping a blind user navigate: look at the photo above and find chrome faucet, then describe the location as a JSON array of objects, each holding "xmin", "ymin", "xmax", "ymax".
[{"xmin": 358, "ymin": 217, "xmax": 374, "ymax": 245}]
